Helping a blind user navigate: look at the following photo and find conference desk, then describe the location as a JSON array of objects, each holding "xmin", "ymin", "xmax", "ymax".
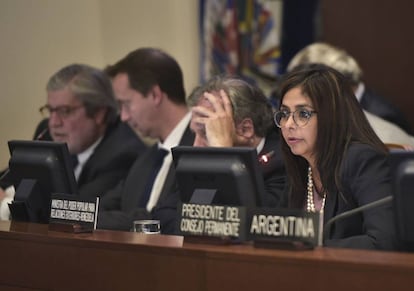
[{"xmin": 0, "ymin": 221, "xmax": 413, "ymax": 291}]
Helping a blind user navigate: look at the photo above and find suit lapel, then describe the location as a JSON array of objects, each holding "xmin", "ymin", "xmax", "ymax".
[
  {"xmin": 122, "ymin": 145, "xmax": 159, "ymax": 210},
  {"xmin": 75, "ymin": 123, "xmax": 114, "ymax": 186}
]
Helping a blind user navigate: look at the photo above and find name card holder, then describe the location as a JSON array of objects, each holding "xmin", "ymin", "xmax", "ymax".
[
  {"xmin": 177, "ymin": 202, "xmax": 247, "ymax": 243},
  {"xmin": 48, "ymin": 193, "xmax": 99, "ymax": 233},
  {"xmin": 247, "ymin": 208, "xmax": 323, "ymax": 250}
]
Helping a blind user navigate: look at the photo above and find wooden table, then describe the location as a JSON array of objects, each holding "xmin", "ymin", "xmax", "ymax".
[{"xmin": 0, "ymin": 221, "xmax": 413, "ymax": 291}]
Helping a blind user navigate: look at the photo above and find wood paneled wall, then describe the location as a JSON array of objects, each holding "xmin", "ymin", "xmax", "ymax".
[{"xmin": 321, "ymin": 0, "xmax": 414, "ymax": 130}]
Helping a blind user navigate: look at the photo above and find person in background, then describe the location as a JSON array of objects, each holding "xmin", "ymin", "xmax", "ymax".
[
  {"xmin": 0, "ymin": 64, "xmax": 146, "ymax": 219},
  {"xmin": 287, "ymin": 42, "xmax": 414, "ymax": 136},
  {"xmin": 97, "ymin": 47, "xmax": 194, "ymax": 232},
  {"xmin": 188, "ymin": 75, "xmax": 286, "ymax": 207},
  {"xmin": 154, "ymin": 76, "xmax": 288, "ymax": 234},
  {"xmin": 275, "ymin": 64, "xmax": 395, "ymax": 250}
]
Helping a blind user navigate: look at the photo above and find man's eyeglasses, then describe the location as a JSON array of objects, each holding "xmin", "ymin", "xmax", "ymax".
[
  {"xmin": 39, "ymin": 105, "xmax": 83, "ymax": 119},
  {"xmin": 274, "ymin": 108, "xmax": 317, "ymax": 128}
]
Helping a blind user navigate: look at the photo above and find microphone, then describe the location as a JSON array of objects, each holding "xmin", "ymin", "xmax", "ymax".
[
  {"xmin": 0, "ymin": 168, "xmax": 9, "ymax": 182},
  {"xmin": 35, "ymin": 127, "xmax": 49, "ymax": 140},
  {"xmin": 258, "ymin": 150, "xmax": 275, "ymax": 164},
  {"xmin": 323, "ymin": 195, "xmax": 393, "ymax": 241}
]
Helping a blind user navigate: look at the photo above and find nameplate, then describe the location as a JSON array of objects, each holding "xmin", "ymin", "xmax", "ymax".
[
  {"xmin": 49, "ymin": 194, "xmax": 99, "ymax": 233},
  {"xmin": 177, "ymin": 203, "xmax": 246, "ymax": 240},
  {"xmin": 247, "ymin": 208, "xmax": 322, "ymax": 249}
]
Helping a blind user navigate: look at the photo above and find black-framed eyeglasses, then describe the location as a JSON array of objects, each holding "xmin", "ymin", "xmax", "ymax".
[
  {"xmin": 274, "ymin": 108, "xmax": 317, "ymax": 128},
  {"xmin": 39, "ymin": 105, "xmax": 83, "ymax": 119}
]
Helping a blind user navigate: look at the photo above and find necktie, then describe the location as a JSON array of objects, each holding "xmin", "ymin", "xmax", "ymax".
[
  {"xmin": 138, "ymin": 148, "xmax": 169, "ymax": 208},
  {"xmin": 70, "ymin": 154, "xmax": 79, "ymax": 171}
]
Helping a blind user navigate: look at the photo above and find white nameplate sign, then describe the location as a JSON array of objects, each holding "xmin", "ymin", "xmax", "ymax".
[
  {"xmin": 247, "ymin": 208, "xmax": 323, "ymax": 249},
  {"xmin": 49, "ymin": 193, "xmax": 99, "ymax": 233},
  {"xmin": 177, "ymin": 203, "xmax": 247, "ymax": 240}
]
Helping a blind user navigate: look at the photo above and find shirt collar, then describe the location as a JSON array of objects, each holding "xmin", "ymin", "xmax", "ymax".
[
  {"xmin": 256, "ymin": 137, "xmax": 265, "ymax": 154},
  {"xmin": 76, "ymin": 136, "xmax": 103, "ymax": 166},
  {"xmin": 158, "ymin": 112, "xmax": 191, "ymax": 152},
  {"xmin": 354, "ymin": 82, "xmax": 365, "ymax": 102}
]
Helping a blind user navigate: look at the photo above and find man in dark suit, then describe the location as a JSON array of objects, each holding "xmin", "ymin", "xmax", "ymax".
[
  {"xmin": 153, "ymin": 75, "xmax": 287, "ymax": 234},
  {"xmin": 0, "ymin": 64, "xmax": 146, "ymax": 220},
  {"xmin": 97, "ymin": 48, "xmax": 194, "ymax": 231},
  {"xmin": 32, "ymin": 117, "xmax": 146, "ymax": 200},
  {"xmin": 40, "ymin": 64, "xmax": 146, "ymax": 200},
  {"xmin": 189, "ymin": 76, "xmax": 286, "ymax": 207}
]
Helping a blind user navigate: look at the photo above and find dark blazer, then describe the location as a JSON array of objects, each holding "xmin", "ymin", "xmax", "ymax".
[
  {"xmin": 77, "ymin": 120, "xmax": 146, "ymax": 199},
  {"xmin": 360, "ymin": 87, "xmax": 413, "ymax": 135},
  {"xmin": 258, "ymin": 128, "xmax": 287, "ymax": 208},
  {"xmin": 97, "ymin": 126, "xmax": 195, "ymax": 231},
  {"xmin": 33, "ymin": 118, "xmax": 147, "ymax": 199},
  {"xmin": 323, "ymin": 143, "xmax": 396, "ymax": 250}
]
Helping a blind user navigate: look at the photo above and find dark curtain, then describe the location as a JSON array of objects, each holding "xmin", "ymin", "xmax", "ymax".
[{"xmin": 280, "ymin": 0, "xmax": 320, "ymax": 73}]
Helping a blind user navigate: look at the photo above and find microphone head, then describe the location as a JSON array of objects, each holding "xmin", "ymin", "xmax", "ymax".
[
  {"xmin": 258, "ymin": 150, "xmax": 274, "ymax": 164},
  {"xmin": 35, "ymin": 127, "xmax": 50, "ymax": 140},
  {"xmin": 33, "ymin": 119, "xmax": 52, "ymax": 141}
]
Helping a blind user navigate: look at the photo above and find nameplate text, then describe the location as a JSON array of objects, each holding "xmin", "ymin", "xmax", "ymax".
[
  {"xmin": 49, "ymin": 193, "xmax": 99, "ymax": 232},
  {"xmin": 177, "ymin": 203, "xmax": 246, "ymax": 240},
  {"xmin": 247, "ymin": 208, "xmax": 322, "ymax": 247}
]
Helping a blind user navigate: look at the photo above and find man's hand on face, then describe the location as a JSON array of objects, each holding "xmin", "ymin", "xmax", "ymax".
[{"xmin": 191, "ymin": 90, "xmax": 235, "ymax": 147}]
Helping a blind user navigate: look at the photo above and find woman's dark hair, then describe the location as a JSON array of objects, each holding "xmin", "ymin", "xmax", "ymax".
[{"xmin": 278, "ymin": 64, "xmax": 387, "ymax": 208}]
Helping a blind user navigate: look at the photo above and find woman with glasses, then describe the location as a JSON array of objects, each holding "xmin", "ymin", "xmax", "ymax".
[{"xmin": 275, "ymin": 64, "xmax": 396, "ymax": 250}]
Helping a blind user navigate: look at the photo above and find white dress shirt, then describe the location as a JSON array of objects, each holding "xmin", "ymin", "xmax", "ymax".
[
  {"xmin": 146, "ymin": 112, "xmax": 191, "ymax": 212},
  {"xmin": 74, "ymin": 136, "xmax": 103, "ymax": 180}
]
